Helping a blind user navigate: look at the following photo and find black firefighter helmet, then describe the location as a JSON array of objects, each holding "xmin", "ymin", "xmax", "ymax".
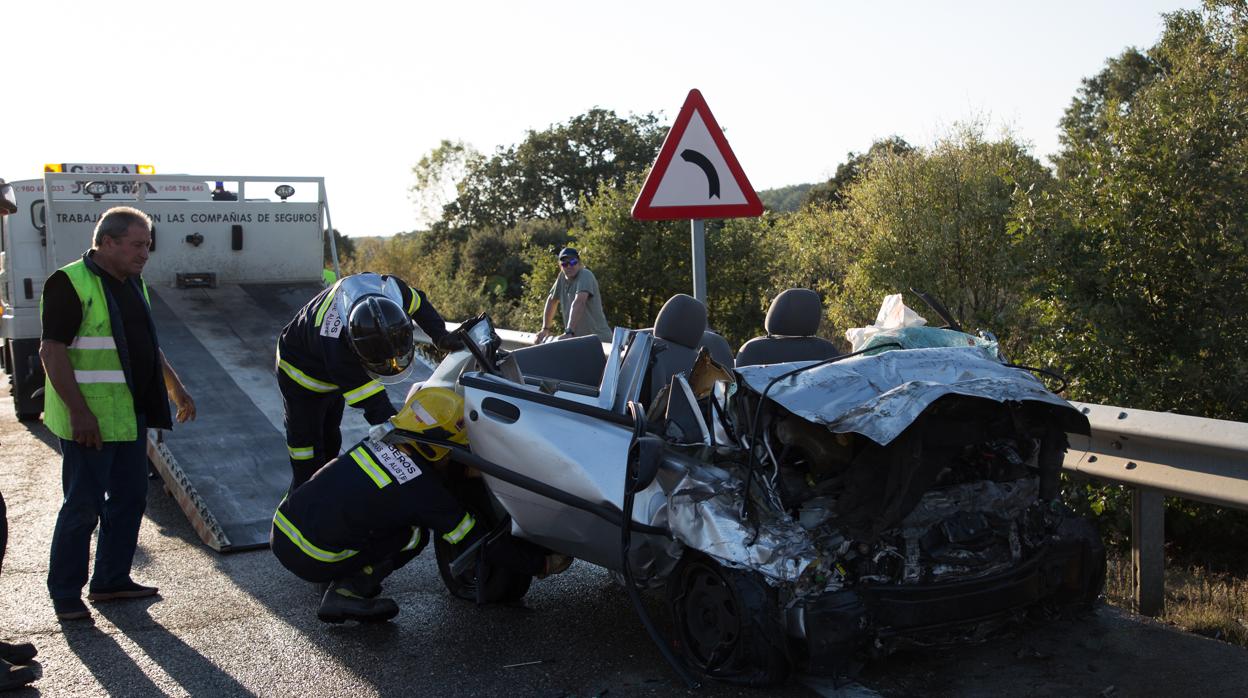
[{"xmin": 347, "ymin": 295, "xmax": 416, "ymax": 384}]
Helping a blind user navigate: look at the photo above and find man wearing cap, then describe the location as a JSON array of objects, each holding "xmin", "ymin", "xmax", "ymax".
[{"xmin": 535, "ymin": 247, "xmax": 612, "ymax": 343}]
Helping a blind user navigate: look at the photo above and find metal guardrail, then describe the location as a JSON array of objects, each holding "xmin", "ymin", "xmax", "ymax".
[
  {"xmin": 1063, "ymin": 402, "xmax": 1248, "ymax": 616},
  {"xmin": 418, "ymin": 322, "xmax": 1245, "ymax": 617}
]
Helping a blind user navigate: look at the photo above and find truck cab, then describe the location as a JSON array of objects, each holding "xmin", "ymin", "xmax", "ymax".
[{"xmin": 0, "ymin": 177, "xmax": 47, "ymax": 420}]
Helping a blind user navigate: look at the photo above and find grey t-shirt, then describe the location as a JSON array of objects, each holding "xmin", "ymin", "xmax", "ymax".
[{"xmin": 550, "ymin": 267, "xmax": 612, "ymax": 342}]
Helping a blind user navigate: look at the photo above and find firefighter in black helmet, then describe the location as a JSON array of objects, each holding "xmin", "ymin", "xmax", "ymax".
[{"xmin": 275, "ymin": 273, "xmax": 463, "ymax": 493}]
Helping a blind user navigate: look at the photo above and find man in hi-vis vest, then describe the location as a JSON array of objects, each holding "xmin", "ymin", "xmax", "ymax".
[{"xmin": 39, "ymin": 206, "xmax": 196, "ymax": 623}]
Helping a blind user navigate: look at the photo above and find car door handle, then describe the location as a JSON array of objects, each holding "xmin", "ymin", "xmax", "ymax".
[{"xmin": 481, "ymin": 397, "xmax": 520, "ymax": 424}]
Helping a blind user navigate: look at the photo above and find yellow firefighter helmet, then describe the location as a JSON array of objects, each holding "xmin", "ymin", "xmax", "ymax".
[{"xmin": 392, "ymin": 386, "xmax": 468, "ymax": 461}]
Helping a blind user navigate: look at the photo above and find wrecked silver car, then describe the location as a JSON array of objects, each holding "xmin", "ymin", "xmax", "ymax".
[{"xmin": 378, "ymin": 292, "xmax": 1105, "ymax": 687}]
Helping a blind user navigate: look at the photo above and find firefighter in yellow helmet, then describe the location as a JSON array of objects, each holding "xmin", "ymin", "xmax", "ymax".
[{"xmin": 270, "ymin": 387, "xmax": 480, "ymax": 623}]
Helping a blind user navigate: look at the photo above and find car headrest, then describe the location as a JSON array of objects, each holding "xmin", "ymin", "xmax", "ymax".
[
  {"xmin": 764, "ymin": 288, "xmax": 822, "ymax": 337},
  {"xmin": 654, "ymin": 294, "xmax": 707, "ymax": 349}
]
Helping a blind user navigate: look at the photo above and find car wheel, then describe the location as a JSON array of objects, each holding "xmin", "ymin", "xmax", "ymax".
[
  {"xmin": 668, "ymin": 553, "xmax": 790, "ymax": 687},
  {"xmin": 434, "ymin": 532, "xmax": 532, "ymax": 603},
  {"xmin": 1050, "ymin": 514, "xmax": 1107, "ymax": 614}
]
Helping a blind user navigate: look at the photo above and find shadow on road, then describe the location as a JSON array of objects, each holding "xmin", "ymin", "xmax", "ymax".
[
  {"xmin": 15, "ymin": 419, "xmax": 59, "ymax": 453},
  {"xmin": 94, "ymin": 596, "xmax": 256, "ymax": 697},
  {"xmin": 62, "ymin": 621, "xmax": 168, "ymax": 696},
  {"xmin": 138, "ymin": 479, "xmax": 396, "ymax": 693}
]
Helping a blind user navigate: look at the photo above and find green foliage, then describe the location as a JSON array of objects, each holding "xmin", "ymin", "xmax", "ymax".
[
  {"xmin": 547, "ymin": 176, "xmax": 780, "ymax": 347},
  {"xmin": 758, "ymin": 183, "xmax": 813, "ymax": 213},
  {"xmin": 415, "ymin": 109, "xmax": 666, "ymax": 231},
  {"xmin": 1026, "ymin": 0, "xmax": 1248, "ymax": 421},
  {"xmin": 370, "ymin": 7, "xmax": 1248, "ymax": 553},
  {"xmin": 812, "ymin": 126, "xmax": 1054, "ymax": 359},
  {"xmin": 562, "ymin": 175, "xmax": 691, "ymax": 332},
  {"xmin": 409, "ymin": 140, "xmax": 483, "ymax": 226},
  {"xmin": 803, "ymin": 136, "xmax": 914, "ymax": 210},
  {"xmin": 323, "ymin": 228, "xmax": 355, "ymax": 269}
]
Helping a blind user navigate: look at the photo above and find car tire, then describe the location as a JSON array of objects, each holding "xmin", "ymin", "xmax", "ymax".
[
  {"xmin": 432, "ymin": 474, "xmax": 532, "ymax": 604},
  {"xmin": 1051, "ymin": 514, "xmax": 1108, "ymax": 613},
  {"xmin": 667, "ymin": 553, "xmax": 791, "ymax": 687},
  {"xmin": 434, "ymin": 532, "xmax": 532, "ymax": 603}
]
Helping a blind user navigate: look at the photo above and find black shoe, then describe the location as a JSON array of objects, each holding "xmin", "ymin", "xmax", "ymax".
[
  {"xmin": 317, "ymin": 582, "xmax": 399, "ymax": 624},
  {"xmin": 0, "ymin": 642, "xmax": 36, "ymax": 665},
  {"xmin": 348, "ymin": 559, "xmax": 396, "ymax": 599},
  {"xmin": 0, "ymin": 657, "xmax": 36, "ymax": 691},
  {"xmin": 52, "ymin": 597, "xmax": 92, "ymax": 622},
  {"xmin": 87, "ymin": 580, "xmax": 159, "ymax": 602}
]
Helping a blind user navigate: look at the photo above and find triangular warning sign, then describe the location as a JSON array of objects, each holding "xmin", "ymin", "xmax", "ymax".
[{"xmin": 632, "ymin": 89, "xmax": 764, "ymax": 221}]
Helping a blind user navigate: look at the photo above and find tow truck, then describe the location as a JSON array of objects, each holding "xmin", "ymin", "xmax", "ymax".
[{"xmin": 0, "ymin": 166, "xmax": 368, "ymax": 551}]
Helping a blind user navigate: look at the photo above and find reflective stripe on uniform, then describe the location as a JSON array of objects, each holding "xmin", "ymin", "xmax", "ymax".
[
  {"xmin": 349, "ymin": 446, "xmax": 393, "ymax": 488},
  {"xmin": 441, "ymin": 512, "xmax": 476, "ymax": 544},
  {"xmin": 278, "ymin": 359, "xmax": 338, "ymax": 393},
  {"xmin": 343, "ymin": 380, "xmax": 385, "ymax": 405},
  {"xmin": 273, "ymin": 510, "xmax": 358, "ymax": 563},
  {"xmin": 73, "ymin": 370, "xmax": 127, "ymax": 384},
  {"xmin": 314, "ymin": 282, "xmax": 342, "ymax": 327},
  {"xmin": 287, "ymin": 445, "xmax": 315, "ymax": 461},
  {"xmin": 401, "ymin": 527, "xmax": 422, "ymax": 551},
  {"xmin": 68, "ymin": 336, "xmax": 117, "ymax": 350},
  {"xmin": 407, "ymin": 287, "xmax": 421, "ymax": 314}
]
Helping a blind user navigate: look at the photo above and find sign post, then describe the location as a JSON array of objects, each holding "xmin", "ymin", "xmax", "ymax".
[
  {"xmin": 632, "ymin": 89, "xmax": 763, "ymax": 303},
  {"xmin": 690, "ymin": 218, "xmax": 706, "ymax": 301}
]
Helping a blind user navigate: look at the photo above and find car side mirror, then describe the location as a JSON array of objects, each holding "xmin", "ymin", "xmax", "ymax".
[{"xmin": 626, "ymin": 435, "xmax": 664, "ymax": 493}]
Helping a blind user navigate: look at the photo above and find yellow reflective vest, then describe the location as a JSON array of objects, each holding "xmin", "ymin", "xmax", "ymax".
[{"xmin": 42, "ymin": 259, "xmax": 151, "ymax": 442}]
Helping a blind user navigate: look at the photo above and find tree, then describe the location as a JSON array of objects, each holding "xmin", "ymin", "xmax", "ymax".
[
  {"xmin": 409, "ymin": 140, "xmax": 483, "ymax": 228},
  {"xmin": 803, "ymin": 136, "xmax": 914, "ymax": 210},
  {"xmin": 758, "ymin": 183, "xmax": 813, "ymax": 213},
  {"xmin": 542, "ymin": 175, "xmax": 689, "ymax": 334},
  {"xmin": 520, "ymin": 176, "xmax": 779, "ymax": 347},
  {"xmin": 323, "ymin": 228, "xmax": 355, "ymax": 269},
  {"xmin": 416, "ymin": 109, "xmax": 667, "ymax": 231},
  {"xmin": 1027, "ymin": 0, "xmax": 1248, "ymax": 421},
  {"xmin": 813, "ymin": 125, "xmax": 1053, "ymax": 358}
]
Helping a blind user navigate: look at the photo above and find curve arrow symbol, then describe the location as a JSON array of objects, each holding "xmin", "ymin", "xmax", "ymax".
[{"xmin": 680, "ymin": 149, "xmax": 720, "ymax": 199}]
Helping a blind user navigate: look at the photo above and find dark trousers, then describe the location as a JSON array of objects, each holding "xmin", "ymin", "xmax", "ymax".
[
  {"xmin": 47, "ymin": 413, "xmax": 149, "ymax": 600},
  {"xmin": 278, "ymin": 372, "xmax": 345, "ymax": 493},
  {"xmin": 0, "ymin": 490, "xmax": 7, "ymax": 576},
  {"xmin": 270, "ymin": 523, "xmax": 425, "ymax": 585}
]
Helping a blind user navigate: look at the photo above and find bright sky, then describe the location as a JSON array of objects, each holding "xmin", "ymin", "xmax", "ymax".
[{"xmin": 6, "ymin": 0, "xmax": 1197, "ymax": 237}]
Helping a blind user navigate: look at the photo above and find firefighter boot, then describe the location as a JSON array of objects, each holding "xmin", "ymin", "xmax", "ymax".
[
  {"xmin": 349, "ymin": 559, "xmax": 397, "ymax": 599},
  {"xmin": 316, "ymin": 580, "xmax": 399, "ymax": 624}
]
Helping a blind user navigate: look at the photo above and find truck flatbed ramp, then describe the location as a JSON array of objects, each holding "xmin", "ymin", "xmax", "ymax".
[{"xmin": 146, "ymin": 283, "xmax": 412, "ymax": 551}]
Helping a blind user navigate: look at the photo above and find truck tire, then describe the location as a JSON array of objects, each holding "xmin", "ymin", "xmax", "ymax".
[
  {"xmin": 667, "ymin": 552, "xmax": 791, "ymax": 687},
  {"xmin": 8, "ymin": 339, "xmax": 44, "ymax": 422}
]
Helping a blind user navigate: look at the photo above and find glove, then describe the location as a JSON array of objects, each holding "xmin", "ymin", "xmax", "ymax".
[{"xmin": 435, "ymin": 333, "xmax": 465, "ymax": 352}]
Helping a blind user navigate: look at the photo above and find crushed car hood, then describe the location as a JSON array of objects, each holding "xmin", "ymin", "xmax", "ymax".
[{"xmin": 735, "ymin": 346, "xmax": 1089, "ymax": 446}]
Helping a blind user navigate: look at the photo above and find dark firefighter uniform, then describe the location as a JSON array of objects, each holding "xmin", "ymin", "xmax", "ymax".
[
  {"xmin": 276, "ymin": 275, "xmax": 450, "ymax": 491},
  {"xmin": 270, "ymin": 435, "xmax": 477, "ymax": 586}
]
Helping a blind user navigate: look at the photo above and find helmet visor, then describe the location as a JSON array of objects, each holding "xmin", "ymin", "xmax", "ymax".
[{"xmin": 363, "ymin": 351, "xmax": 415, "ymax": 385}]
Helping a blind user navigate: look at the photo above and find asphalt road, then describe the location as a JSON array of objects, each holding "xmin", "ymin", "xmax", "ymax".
[{"xmin": 1, "ymin": 386, "xmax": 1246, "ymax": 697}]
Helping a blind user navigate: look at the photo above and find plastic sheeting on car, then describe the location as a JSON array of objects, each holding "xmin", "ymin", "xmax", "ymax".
[{"xmin": 735, "ymin": 345, "xmax": 1088, "ymax": 446}]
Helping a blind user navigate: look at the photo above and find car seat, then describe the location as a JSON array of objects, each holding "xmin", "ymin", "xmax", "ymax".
[
  {"xmin": 645, "ymin": 294, "xmax": 707, "ymax": 403},
  {"xmin": 510, "ymin": 335, "xmax": 607, "ymax": 388},
  {"xmin": 735, "ymin": 288, "xmax": 838, "ymax": 366},
  {"xmin": 697, "ymin": 330, "xmax": 735, "ymax": 368}
]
